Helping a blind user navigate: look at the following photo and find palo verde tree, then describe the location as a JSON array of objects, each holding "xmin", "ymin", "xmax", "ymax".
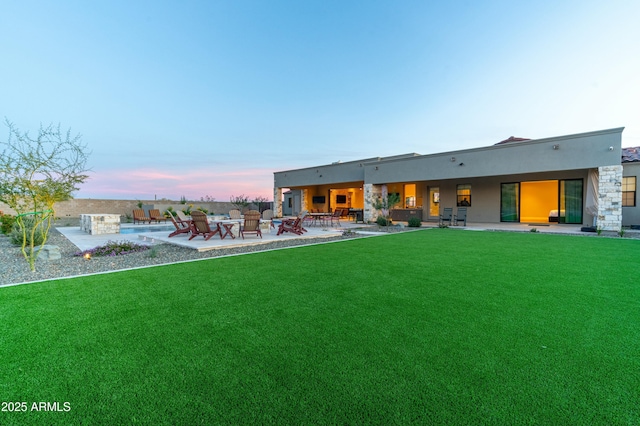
[
  {"xmin": 0, "ymin": 119, "xmax": 90, "ymax": 271},
  {"xmin": 368, "ymin": 191, "xmax": 401, "ymax": 228}
]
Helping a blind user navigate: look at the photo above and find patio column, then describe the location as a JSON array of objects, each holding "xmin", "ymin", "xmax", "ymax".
[
  {"xmin": 300, "ymin": 189, "xmax": 308, "ymax": 214},
  {"xmin": 273, "ymin": 187, "xmax": 283, "ymax": 218},
  {"xmin": 597, "ymin": 165, "xmax": 623, "ymax": 231},
  {"xmin": 364, "ymin": 183, "xmax": 385, "ymax": 223}
]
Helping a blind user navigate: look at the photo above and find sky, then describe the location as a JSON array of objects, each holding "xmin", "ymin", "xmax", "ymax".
[{"xmin": 2, "ymin": 0, "xmax": 639, "ymax": 202}]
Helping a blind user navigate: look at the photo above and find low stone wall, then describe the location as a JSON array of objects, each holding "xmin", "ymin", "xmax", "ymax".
[{"xmin": 80, "ymin": 214, "xmax": 121, "ymax": 235}]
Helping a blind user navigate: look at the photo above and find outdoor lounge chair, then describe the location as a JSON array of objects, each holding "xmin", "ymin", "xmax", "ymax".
[
  {"xmin": 439, "ymin": 207, "xmax": 453, "ymax": 226},
  {"xmin": 188, "ymin": 210, "xmax": 220, "ymax": 240},
  {"xmin": 277, "ymin": 210, "xmax": 308, "ymax": 235},
  {"xmin": 240, "ymin": 210, "xmax": 262, "ymax": 239},
  {"xmin": 229, "ymin": 209, "xmax": 241, "ymax": 220},
  {"xmin": 454, "ymin": 207, "xmax": 467, "ymax": 226},
  {"xmin": 261, "ymin": 209, "xmax": 275, "ymax": 228},
  {"xmin": 133, "ymin": 209, "xmax": 151, "ymax": 224},
  {"xmin": 167, "ymin": 211, "xmax": 191, "ymax": 237},
  {"xmin": 149, "ymin": 209, "xmax": 167, "ymax": 223}
]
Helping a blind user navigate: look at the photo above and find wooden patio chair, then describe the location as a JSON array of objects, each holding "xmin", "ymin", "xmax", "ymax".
[
  {"xmin": 149, "ymin": 209, "xmax": 167, "ymax": 223},
  {"xmin": 453, "ymin": 207, "xmax": 467, "ymax": 226},
  {"xmin": 262, "ymin": 209, "xmax": 275, "ymax": 228},
  {"xmin": 327, "ymin": 209, "xmax": 342, "ymax": 227},
  {"xmin": 176, "ymin": 210, "xmax": 190, "ymax": 222},
  {"xmin": 229, "ymin": 209, "xmax": 242, "ymax": 220},
  {"xmin": 133, "ymin": 209, "xmax": 151, "ymax": 224},
  {"xmin": 167, "ymin": 210, "xmax": 191, "ymax": 237},
  {"xmin": 439, "ymin": 207, "xmax": 453, "ymax": 226},
  {"xmin": 188, "ymin": 210, "xmax": 220, "ymax": 240},
  {"xmin": 240, "ymin": 210, "xmax": 262, "ymax": 239},
  {"xmin": 277, "ymin": 210, "xmax": 308, "ymax": 235}
]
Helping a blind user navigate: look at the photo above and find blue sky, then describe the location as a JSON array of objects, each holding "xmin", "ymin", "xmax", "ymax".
[{"xmin": 2, "ymin": 0, "xmax": 639, "ymax": 201}]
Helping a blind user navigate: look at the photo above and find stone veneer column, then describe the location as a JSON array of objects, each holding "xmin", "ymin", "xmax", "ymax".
[
  {"xmin": 363, "ymin": 183, "xmax": 382, "ymax": 223},
  {"xmin": 300, "ymin": 189, "xmax": 308, "ymax": 214},
  {"xmin": 597, "ymin": 165, "xmax": 623, "ymax": 231},
  {"xmin": 273, "ymin": 187, "xmax": 283, "ymax": 217}
]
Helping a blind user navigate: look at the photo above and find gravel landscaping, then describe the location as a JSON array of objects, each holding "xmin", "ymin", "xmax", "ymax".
[{"xmin": 0, "ymin": 227, "xmax": 367, "ymax": 287}]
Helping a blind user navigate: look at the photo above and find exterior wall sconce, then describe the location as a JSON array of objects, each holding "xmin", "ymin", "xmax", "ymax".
[
  {"xmin": 374, "ymin": 166, "xmax": 379, "ymax": 170},
  {"xmin": 553, "ymin": 144, "xmax": 560, "ymax": 150},
  {"xmin": 609, "ymin": 146, "xmax": 614, "ymax": 151},
  {"xmin": 459, "ymin": 162, "xmax": 464, "ymax": 166},
  {"xmin": 450, "ymin": 157, "xmax": 456, "ymax": 162}
]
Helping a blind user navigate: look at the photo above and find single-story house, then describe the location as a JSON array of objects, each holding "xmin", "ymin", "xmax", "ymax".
[{"xmin": 274, "ymin": 127, "xmax": 639, "ymax": 231}]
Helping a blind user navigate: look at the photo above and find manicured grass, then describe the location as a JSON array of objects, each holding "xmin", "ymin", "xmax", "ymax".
[{"xmin": 1, "ymin": 229, "xmax": 639, "ymax": 424}]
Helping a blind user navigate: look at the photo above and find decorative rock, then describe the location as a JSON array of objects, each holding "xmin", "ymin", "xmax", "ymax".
[{"xmin": 37, "ymin": 245, "xmax": 61, "ymax": 260}]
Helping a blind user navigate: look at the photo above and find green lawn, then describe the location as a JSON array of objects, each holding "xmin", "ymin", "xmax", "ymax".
[{"xmin": 1, "ymin": 229, "xmax": 639, "ymax": 425}]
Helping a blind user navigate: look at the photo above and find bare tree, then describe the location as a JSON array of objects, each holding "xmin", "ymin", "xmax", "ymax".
[
  {"xmin": 230, "ymin": 194, "xmax": 250, "ymax": 212},
  {"xmin": 252, "ymin": 195, "xmax": 270, "ymax": 212},
  {"xmin": 0, "ymin": 119, "xmax": 90, "ymax": 271}
]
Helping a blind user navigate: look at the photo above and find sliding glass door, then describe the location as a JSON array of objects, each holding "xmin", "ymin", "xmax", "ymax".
[
  {"xmin": 559, "ymin": 179, "xmax": 583, "ymax": 224},
  {"xmin": 501, "ymin": 183, "xmax": 519, "ymax": 222}
]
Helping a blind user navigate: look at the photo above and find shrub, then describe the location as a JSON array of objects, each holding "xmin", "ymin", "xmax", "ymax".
[
  {"xmin": 1, "ymin": 213, "xmax": 16, "ymax": 235},
  {"xmin": 75, "ymin": 240, "xmax": 151, "ymax": 258},
  {"xmin": 182, "ymin": 204, "xmax": 194, "ymax": 215},
  {"xmin": 197, "ymin": 206, "xmax": 209, "ymax": 215},
  {"xmin": 376, "ymin": 216, "xmax": 390, "ymax": 226},
  {"xmin": 10, "ymin": 217, "xmax": 46, "ymax": 246},
  {"xmin": 407, "ymin": 217, "xmax": 422, "ymax": 227}
]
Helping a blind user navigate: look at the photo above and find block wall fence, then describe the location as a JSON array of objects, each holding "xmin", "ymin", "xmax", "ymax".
[{"xmin": 0, "ymin": 199, "xmax": 273, "ymax": 220}]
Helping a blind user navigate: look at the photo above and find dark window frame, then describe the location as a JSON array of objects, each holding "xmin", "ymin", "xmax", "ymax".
[
  {"xmin": 622, "ymin": 176, "xmax": 636, "ymax": 207},
  {"xmin": 456, "ymin": 184, "xmax": 471, "ymax": 207}
]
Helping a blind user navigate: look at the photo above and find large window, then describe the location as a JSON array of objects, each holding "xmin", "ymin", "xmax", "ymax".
[
  {"xmin": 623, "ymin": 177, "xmax": 636, "ymax": 207},
  {"xmin": 456, "ymin": 184, "xmax": 471, "ymax": 206}
]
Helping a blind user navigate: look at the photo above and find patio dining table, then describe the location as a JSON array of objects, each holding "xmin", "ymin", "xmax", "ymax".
[{"xmin": 308, "ymin": 212, "xmax": 330, "ymax": 227}]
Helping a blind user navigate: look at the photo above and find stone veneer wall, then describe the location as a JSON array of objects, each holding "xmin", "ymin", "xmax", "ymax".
[{"xmin": 597, "ymin": 165, "xmax": 623, "ymax": 231}]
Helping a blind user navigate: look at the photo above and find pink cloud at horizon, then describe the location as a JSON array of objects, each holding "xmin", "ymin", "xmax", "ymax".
[{"xmin": 75, "ymin": 167, "xmax": 276, "ymax": 202}]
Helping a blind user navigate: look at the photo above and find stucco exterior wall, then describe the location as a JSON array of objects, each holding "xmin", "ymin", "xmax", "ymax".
[
  {"xmin": 364, "ymin": 128, "xmax": 623, "ymax": 185},
  {"xmin": 622, "ymin": 163, "xmax": 640, "ymax": 226},
  {"xmin": 416, "ymin": 170, "xmax": 591, "ymax": 223}
]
